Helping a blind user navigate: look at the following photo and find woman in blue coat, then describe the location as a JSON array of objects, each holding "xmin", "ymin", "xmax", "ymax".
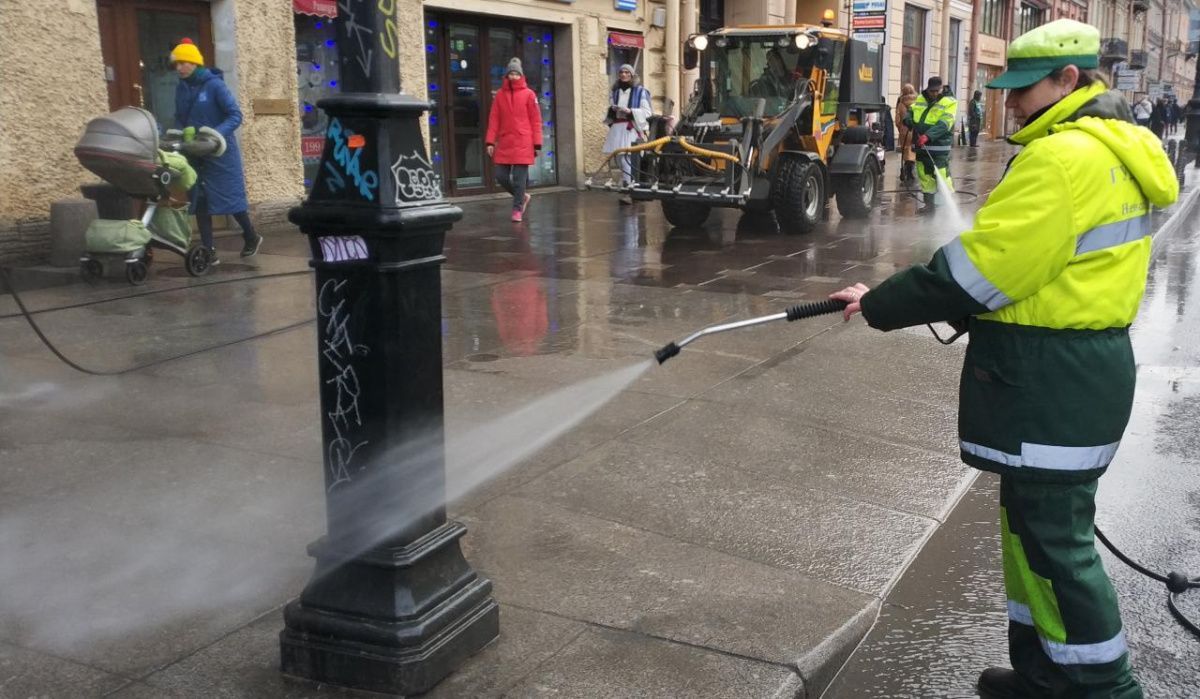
[{"xmin": 170, "ymin": 38, "xmax": 262, "ymax": 263}]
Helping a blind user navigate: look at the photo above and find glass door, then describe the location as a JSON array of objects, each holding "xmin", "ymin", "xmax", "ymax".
[
  {"xmin": 427, "ymin": 13, "xmax": 558, "ymax": 196},
  {"xmin": 447, "ymin": 23, "xmax": 484, "ymax": 191},
  {"xmin": 97, "ymin": 0, "xmax": 214, "ymax": 128}
]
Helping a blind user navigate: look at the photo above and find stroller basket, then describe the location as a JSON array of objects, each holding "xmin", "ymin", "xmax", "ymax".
[{"xmin": 74, "ymin": 107, "xmax": 165, "ymax": 199}]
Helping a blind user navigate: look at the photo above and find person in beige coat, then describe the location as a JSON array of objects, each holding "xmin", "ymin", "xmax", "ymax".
[{"xmin": 895, "ymin": 83, "xmax": 918, "ymax": 184}]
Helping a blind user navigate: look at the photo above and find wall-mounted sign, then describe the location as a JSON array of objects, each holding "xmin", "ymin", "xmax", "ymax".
[
  {"xmin": 852, "ymin": 0, "xmax": 887, "ymax": 47},
  {"xmin": 615, "ymin": 0, "xmax": 637, "ymax": 11},
  {"xmin": 852, "ymin": 14, "xmax": 886, "ymax": 29},
  {"xmin": 852, "ymin": 0, "xmax": 887, "ymax": 12}
]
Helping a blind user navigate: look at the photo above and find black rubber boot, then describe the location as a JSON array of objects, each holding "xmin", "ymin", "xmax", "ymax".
[
  {"xmin": 976, "ymin": 667, "xmax": 1053, "ymax": 699},
  {"xmin": 919, "ymin": 192, "xmax": 937, "ymax": 215}
]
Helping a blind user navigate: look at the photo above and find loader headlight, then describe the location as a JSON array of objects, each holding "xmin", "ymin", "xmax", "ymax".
[
  {"xmin": 690, "ymin": 34, "xmax": 709, "ymax": 51},
  {"xmin": 794, "ymin": 34, "xmax": 813, "ymax": 50}
]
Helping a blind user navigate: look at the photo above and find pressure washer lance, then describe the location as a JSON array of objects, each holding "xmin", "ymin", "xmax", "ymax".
[{"xmin": 654, "ymin": 299, "xmax": 848, "ymax": 364}]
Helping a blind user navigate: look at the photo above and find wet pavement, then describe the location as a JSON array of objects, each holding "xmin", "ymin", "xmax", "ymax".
[{"xmin": 0, "ymin": 143, "xmax": 1196, "ymax": 698}]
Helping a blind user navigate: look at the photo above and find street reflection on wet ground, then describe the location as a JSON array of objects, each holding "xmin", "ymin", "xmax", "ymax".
[
  {"xmin": 437, "ymin": 147, "xmax": 1013, "ymax": 368},
  {"xmin": 825, "ymin": 179, "xmax": 1200, "ymax": 698}
]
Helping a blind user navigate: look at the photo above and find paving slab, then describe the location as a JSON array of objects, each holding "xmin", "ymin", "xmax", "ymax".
[
  {"xmin": 459, "ymin": 496, "xmax": 876, "ymax": 666},
  {"xmin": 515, "ymin": 440, "xmax": 937, "ymax": 595}
]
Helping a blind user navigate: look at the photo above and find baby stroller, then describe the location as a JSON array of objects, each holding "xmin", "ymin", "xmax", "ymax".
[{"xmin": 74, "ymin": 107, "xmax": 225, "ymax": 285}]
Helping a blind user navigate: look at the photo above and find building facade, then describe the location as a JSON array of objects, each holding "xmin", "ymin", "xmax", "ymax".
[{"xmin": 0, "ymin": 0, "xmax": 685, "ymax": 261}]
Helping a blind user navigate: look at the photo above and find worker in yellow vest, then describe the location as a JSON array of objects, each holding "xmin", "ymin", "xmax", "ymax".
[
  {"xmin": 904, "ymin": 75, "xmax": 958, "ymax": 214},
  {"xmin": 833, "ymin": 19, "xmax": 1177, "ymax": 698}
]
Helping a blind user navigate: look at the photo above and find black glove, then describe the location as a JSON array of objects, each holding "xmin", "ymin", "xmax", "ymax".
[{"xmin": 534, "ymin": 144, "xmax": 542, "ymax": 152}]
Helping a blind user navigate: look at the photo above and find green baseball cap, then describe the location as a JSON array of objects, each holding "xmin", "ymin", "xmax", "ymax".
[{"xmin": 987, "ymin": 19, "xmax": 1100, "ymax": 90}]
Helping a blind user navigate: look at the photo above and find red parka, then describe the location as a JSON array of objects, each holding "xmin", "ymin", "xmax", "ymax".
[{"xmin": 486, "ymin": 77, "xmax": 543, "ymax": 165}]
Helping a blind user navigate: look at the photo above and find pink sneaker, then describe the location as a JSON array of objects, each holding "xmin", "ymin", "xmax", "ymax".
[
  {"xmin": 511, "ymin": 209, "xmax": 523, "ymax": 223},
  {"xmin": 521, "ymin": 193, "xmax": 532, "ymax": 213}
]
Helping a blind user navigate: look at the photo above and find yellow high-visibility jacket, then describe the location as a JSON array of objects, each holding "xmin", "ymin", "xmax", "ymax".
[
  {"xmin": 862, "ymin": 82, "xmax": 1179, "ymax": 483},
  {"xmin": 906, "ymin": 92, "xmax": 958, "ymax": 166}
]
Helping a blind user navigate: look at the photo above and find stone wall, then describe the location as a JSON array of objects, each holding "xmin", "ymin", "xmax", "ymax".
[
  {"xmin": 0, "ymin": 0, "xmax": 109, "ymax": 261},
  {"xmin": 230, "ymin": 0, "xmax": 305, "ymax": 210}
]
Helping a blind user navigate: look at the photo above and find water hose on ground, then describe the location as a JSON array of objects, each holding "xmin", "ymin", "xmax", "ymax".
[{"xmin": 0, "ymin": 266, "xmax": 314, "ymax": 376}]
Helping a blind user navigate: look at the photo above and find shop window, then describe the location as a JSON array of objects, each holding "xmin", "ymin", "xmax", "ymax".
[
  {"xmin": 901, "ymin": 5, "xmax": 927, "ymax": 89},
  {"xmin": 980, "ymin": 0, "xmax": 1005, "ymax": 38},
  {"xmin": 606, "ymin": 31, "xmax": 645, "ymax": 87},
  {"xmin": 295, "ymin": 10, "xmax": 340, "ymax": 191},
  {"xmin": 426, "ymin": 13, "xmax": 558, "ymax": 196}
]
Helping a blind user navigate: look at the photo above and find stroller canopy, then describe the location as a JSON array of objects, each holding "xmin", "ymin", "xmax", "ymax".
[{"xmin": 75, "ymin": 107, "xmax": 163, "ymax": 198}]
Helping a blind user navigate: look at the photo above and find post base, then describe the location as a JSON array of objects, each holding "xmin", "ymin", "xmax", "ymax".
[
  {"xmin": 280, "ymin": 522, "xmax": 499, "ymax": 694},
  {"xmin": 280, "ymin": 596, "xmax": 498, "ymax": 695}
]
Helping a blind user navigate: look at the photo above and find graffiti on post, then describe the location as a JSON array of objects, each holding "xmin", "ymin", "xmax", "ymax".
[
  {"xmin": 338, "ymin": 0, "xmax": 375, "ymax": 78},
  {"xmin": 319, "ymin": 235, "xmax": 370, "ymax": 262},
  {"xmin": 391, "ymin": 151, "xmax": 441, "ymax": 204},
  {"xmin": 325, "ymin": 118, "xmax": 379, "ymax": 201},
  {"xmin": 318, "ymin": 278, "xmax": 371, "ymax": 491}
]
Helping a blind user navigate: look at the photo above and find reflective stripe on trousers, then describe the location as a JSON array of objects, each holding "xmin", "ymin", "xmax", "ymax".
[
  {"xmin": 1007, "ymin": 601, "xmax": 1129, "ymax": 665},
  {"xmin": 962, "ymin": 440, "xmax": 1120, "ymax": 471}
]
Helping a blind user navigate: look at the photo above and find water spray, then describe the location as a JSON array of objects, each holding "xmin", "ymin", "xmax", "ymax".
[{"xmin": 654, "ymin": 299, "xmax": 848, "ymax": 364}]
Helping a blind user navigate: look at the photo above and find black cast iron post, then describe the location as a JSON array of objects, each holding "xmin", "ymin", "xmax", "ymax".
[{"xmin": 279, "ymin": 1, "xmax": 498, "ymax": 693}]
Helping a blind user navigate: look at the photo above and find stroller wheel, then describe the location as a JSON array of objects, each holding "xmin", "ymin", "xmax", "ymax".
[
  {"xmin": 125, "ymin": 260, "xmax": 148, "ymax": 286},
  {"xmin": 80, "ymin": 259, "xmax": 103, "ymax": 285},
  {"xmin": 185, "ymin": 245, "xmax": 212, "ymax": 277}
]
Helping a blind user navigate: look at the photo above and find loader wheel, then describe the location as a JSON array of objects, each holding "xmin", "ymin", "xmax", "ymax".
[
  {"xmin": 835, "ymin": 155, "xmax": 881, "ymax": 219},
  {"xmin": 775, "ymin": 160, "xmax": 824, "ymax": 234},
  {"xmin": 661, "ymin": 199, "xmax": 710, "ymax": 229}
]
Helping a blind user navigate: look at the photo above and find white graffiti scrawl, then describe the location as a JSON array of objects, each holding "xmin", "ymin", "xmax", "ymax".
[{"xmin": 391, "ymin": 151, "xmax": 442, "ymax": 204}]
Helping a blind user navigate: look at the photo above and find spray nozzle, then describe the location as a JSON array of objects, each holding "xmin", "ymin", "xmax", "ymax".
[
  {"xmin": 653, "ymin": 299, "xmax": 848, "ymax": 365},
  {"xmin": 654, "ymin": 342, "xmax": 681, "ymax": 365}
]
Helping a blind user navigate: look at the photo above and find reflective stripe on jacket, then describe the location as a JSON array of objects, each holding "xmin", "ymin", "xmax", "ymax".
[
  {"xmin": 906, "ymin": 93, "xmax": 958, "ymax": 146},
  {"xmin": 861, "ymin": 82, "xmax": 1179, "ymax": 483}
]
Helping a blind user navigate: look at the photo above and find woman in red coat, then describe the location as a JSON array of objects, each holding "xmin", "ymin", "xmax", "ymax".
[{"xmin": 486, "ymin": 58, "xmax": 543, "ymax": 222}]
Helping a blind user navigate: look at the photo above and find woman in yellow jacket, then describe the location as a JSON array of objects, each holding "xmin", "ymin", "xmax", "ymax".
[{"xmin": 833, "ymin": 20, "xmax": 1177, "ymax": 699}]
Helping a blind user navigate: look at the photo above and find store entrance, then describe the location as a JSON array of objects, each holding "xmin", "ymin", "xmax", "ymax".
[
  {"xmin": 97, "ymin": 0, "xmax": 215, "ymax": 129},
  {"xmin": 425, "ymin": 13, "xmax": 558, "ymax": 196}
]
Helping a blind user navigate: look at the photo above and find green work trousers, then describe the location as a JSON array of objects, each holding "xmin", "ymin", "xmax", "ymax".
[
  {"xmin": 1000, "ymin": 477, "xmax": 1143, "ymax": 698},
  {"xmin": 916, "ymin": 155, "xmax": 952, "ymax": 197}
]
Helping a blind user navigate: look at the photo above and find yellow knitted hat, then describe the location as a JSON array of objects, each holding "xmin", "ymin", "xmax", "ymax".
[{"xmin": 170, "ymin": 38, "xmax": 204, "ymax": 67}]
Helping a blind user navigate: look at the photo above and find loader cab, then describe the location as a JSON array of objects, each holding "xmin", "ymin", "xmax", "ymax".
[{"xmin": 686, "ymin": 30, "xmax": 831, "ymax": 120}]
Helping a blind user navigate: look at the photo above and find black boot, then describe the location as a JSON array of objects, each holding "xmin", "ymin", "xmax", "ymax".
[
  {"xmin": 919, "ymin": 192, "xmax": 937, "ymax": 215},
  {"xmin": 976, "ymin": 667, "xmax": 1053, "ymax": 698}
]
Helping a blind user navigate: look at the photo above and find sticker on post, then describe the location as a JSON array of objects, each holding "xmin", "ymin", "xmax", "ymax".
[{"xmin": 318, "ymin": 235, "xmax": 369, "ymax": 263}]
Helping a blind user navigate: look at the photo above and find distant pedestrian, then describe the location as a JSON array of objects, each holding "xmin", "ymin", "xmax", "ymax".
[
  {"xmin": 1150, "ymin": 97, "xmax": 1166, "ymax": 139},
  {"xmin": 968, "ymin": 90, "xmax": 985, "ymax": 147},
  {"xmin": 602, "ymin": 64, "xmax": 651, "ymax": 205},
  {"xmin": 485, "ymin": 58, "xmax": 543, "ymax": 223},
  {"xmin": 1132, "ymin": 94, "xmax": 1152, "ymax": 128},
  {"xmin": 895, "ymin": 83, "xmax": 918, "ymax": 184},
  {"xmin": 171, "ymin": 38, "xmax": 262, "ymax": 264},
  {"xmin": 882, "ymin": 104, "xmax": 895, "ymax": 151}
]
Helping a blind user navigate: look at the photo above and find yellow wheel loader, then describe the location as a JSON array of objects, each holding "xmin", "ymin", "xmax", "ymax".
[{"xmin": 587, "ymin": 23, "xmax": 887, "ymax": 233}]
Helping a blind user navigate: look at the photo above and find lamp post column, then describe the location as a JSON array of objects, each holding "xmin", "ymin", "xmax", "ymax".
[{"xmin": 278, "ymin": 1, "xmax": 499, "ymax": 694}]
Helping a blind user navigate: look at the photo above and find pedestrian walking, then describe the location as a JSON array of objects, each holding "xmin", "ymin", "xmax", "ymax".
[
  {"xmin": 968, "ymin": 90, "xmax": 985, "ymax": 147},
  {"xmin": 831, "ymin": 19, "xmax": 1177, "ymax": 699},
  {"xmin": 602, "ymin": 64, "xmax": 652, "ymax": 205},
  {"xmin": 881, "ymin": 103, "xmax": 896, "ymax": 152},
  {"xmin": 1149, "ymin": 97, "xmax": 1166, "ymax": 139},
  {"xmin": 1132, "ymin": 94, "xmax": 1152, "ymax": 128},
  {"xmin": 904, "ymin": 75, "xmax": 957, "ymax": 214},
  {"xmin": 485, "ymin": 58, "xmax": 543, "ymax": 223},
  {"xmin": 895, "ymin": 83, "xmax": 918, "ymax": 185},
  {"xmin": 171, "ymin": 38, "xmax": 262, "ymax": 265}
]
